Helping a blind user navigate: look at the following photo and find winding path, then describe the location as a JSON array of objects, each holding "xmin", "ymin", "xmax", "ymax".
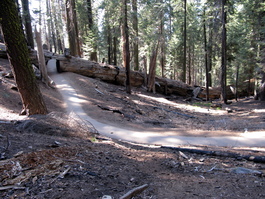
[{"xmin": 48, "ymin": 59, "xmax": 265, "ymax": 148}]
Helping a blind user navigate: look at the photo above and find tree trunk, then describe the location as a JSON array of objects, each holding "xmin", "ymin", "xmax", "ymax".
[
  {"xmin": 0, "ymin": 0, "xmax": 47, "ymax": 115},
  {"xmin": 107, "ymin": 25, "xmax": 112, "ymax": 64},
  {"xmin": 21, "ymin": 0, "xmax": 34, "ymax": 49},
  {"xmin": 235, "ymin": 63, "xmax": 239, "ymax": 101},
  {"xmin": 221, "ymin": 0, "xmax": 227, "ymax": 104},
  {"xmin": 188, "ymin": 45, "xmax": 191, "ymax": 85},
  {"xmin": 66, "ymin": 0, "xmax": 81, "ymax": 57},
  {"xmin": 182, "ymin": 0, "xmax": 187, "ymax": 83},
  {"xmin": 35, "ymin": 27, "xmax": 50, "ymax": 86},
  {"xmin": 143, "ymin": 56, "xmax": 147, "ymax": 87},
  {"xmin": 113, "ymin": 35, "xmax": 117, "ymax": 66},
  {"xmin": 203, "ymin": 11, "xmax": 209, "ymax": 101},
  {"xmin": 52, "ymin": 0, "xmax": 63, "ymax": 54},
  {"xmin": 121, "ymin": 0, "xmax": 131, "ymax": 94},
  {"xmin": 148, "ymin": 43, "xmax": 159, "ymax": 93},
  {"xmin": 208, "ymin": 28, "xmax": 213, "ymax": 87},
  {"xmin": 86, "ymin": 0, "xmax": 97, "ymax": 61},
  {"xmin": 255, "ymin": 71, "xmax": 265, "ymax": 101},
  {"xmin": 159, "ymin": 7, "xmax": 165, "ymax": 78},
  {"xmin": 46, "ymin": 0, "xmax": 52, "ymax": 52},
  {"xmin": 132, "ymin": 0, "xmax": 139, "ymax": 71},
  {"xmin": 87, "ymin": 0, "xmax": 93, "ymax": 30}
]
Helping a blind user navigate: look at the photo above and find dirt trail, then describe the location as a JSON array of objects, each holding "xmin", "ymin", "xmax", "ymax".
[{"xmin": 48, "ymin": 59, "xmax": 265, "ymax": 147}]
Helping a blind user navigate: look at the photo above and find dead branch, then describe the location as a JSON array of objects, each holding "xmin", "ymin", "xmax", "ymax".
[
  {"xmin": 0, "ymin": 185, "xmax": 26, "ymax": 191},
  {"xmin": 161, "ymin": 146, "xmax": 265, "ymax": 163},
  {"xmin": 119, "ymin": 184, "xmax": 149, "ymax": 199},
  {"xmin": 95, "ymin": 88, "xmax": 104, "ymax": 95},
  {"xmin": 97, "ymin": 105, "xmax": 123, "ymax": 114}
]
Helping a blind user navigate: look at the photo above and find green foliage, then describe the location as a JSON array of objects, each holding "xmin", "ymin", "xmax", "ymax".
[{"xmin": 61, "ymin": 0, "xmax": 264, "ymax": 94}]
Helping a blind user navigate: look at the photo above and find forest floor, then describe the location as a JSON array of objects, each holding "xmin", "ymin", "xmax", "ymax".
[{"xmin": 0, "ymin": 57, "xmax": 265, "ymax": 198}]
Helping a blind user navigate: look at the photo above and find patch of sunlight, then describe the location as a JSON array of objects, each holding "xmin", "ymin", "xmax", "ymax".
[
  {"xmin": 253, "ymin": 109, "xmax": 265, "ymax": 113},
  {"xmin": 0, "ymin": 105, "xmax": 26, "ymax": 121},
  {"xmin": 136, "ymin": 93, "xmax": 225, "ymax": 115},
  {"xmin": 69, "ymin": 96, "xmax": 86, "ymax": 104},
  {"xmin": 241, "ymin": 131, "xmax": 265, "ymax": 138}
]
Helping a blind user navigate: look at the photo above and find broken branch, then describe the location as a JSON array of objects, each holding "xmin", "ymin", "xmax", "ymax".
[{"xmin": 120, "ymin": 184, "xmax": 148, "ymax": 199}]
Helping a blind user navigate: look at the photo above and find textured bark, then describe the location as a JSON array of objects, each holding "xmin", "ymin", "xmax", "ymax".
[
  {"xmin": 221, "ymin": 0, "xmax": 227, "ymax": 104},
  {"xmin": 0, "ymin": 0, "xmax": 47, "ymax": 115},
  {"xmin": 148, "ymin": 44, "xmax": 159, "ymax": 93},
  {"xmin": 87, "ymin": 0, "xmax": 93, "ymax": 30},
  {"xmin": 132, "ymin": 0, "xmax": 139, "ymax": 71},
  {"xmin": 56, "ymin": 56, "xmax": 193, "ymax": 96},
  {"xmin": 66, "ymin": 0, "xmax": 81, "ymax": 57},
  {"xmin": 121, "ymin": 0, "xmax": 131, "ymax": 94},
  {"xmin": 203, "ymin": 10, "xmax": 209, "ymax": 101},
  {"xmin": 21, "ymin": 0, "xmax": 34, "ymax": 49},
  {"xmin": 35, "ymin": 27, "xmax": 50, "ymax": 85},
  {"xmin": 182, "ymin": 0, "xmax": 187, "ymax": 83}
]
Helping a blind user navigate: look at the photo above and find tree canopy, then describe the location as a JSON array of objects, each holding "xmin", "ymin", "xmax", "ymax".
[{"xmin": 3, "ymin": 0, "xmax": 265, "ymax": 100}]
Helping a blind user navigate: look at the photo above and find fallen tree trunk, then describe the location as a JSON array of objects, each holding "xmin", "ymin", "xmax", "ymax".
[{"xmin": 56, "ymin": 56, "xmax": 193, "ymax": 97}]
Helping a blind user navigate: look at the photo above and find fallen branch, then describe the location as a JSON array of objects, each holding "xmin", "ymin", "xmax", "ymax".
[
  {"xmin": 97, "ymin": 105, "xmax": 136, "ymax": 119},
  {"xmin": 120, "ymin": 184, "xmax": 149, "ymax": 199},
  {"xmin": 0, "ymin": 185, "xmax": 26, "ymax": 191},
  {"xmin": 97, "ymin": 105, "xmax": 123, "ymax": 114},
  {"xmin": 161, "ymin": 146, "xmax": 265, "ymax": 163},
  {"xmin": 95, "ymin": 88, "xmax": 104, "ymax": 95}
]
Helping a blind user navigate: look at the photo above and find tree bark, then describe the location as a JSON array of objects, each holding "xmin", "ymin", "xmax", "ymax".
[
  {"xmin": 0, "ymin": 0, "xmax": 47, "ymax": 115},
  {"xmin": 66, "ymin": 0, "xmax": 81, "ymax": 57},
  {"xmin": 121, "ymin": 0, "xmax": 131, "ymax": 94},
  {"xmin": 203, "ymin": 10, "xmax": 209, "ymax": 101},
  {"xmin": 107, "ymin": 25, "xmax": 112, "ymax": 64},
  {"xmin": 87, "ymin": 0, "xmax": 93, "ymax": 30},
  {"xmin": 148, "ymin": 43, "xmax": 159, "ymax": 93},
  {"xmin": 221, "ymin": 0, "xmax": 227, "ymax": 104},
  {"xmin": 132, "ymin": 0, "xmax": 139, "ymax": 71},
  {"xmin": 21, "ymin": 0, "xmax": 34, "ymax": 49},
  {"xmin": 182, "ymin": 0, "xmax": 187, "ymax": 83},
  {"xmin": 35, "ymin": 27, "xmax": 51, "ymax": 86}
]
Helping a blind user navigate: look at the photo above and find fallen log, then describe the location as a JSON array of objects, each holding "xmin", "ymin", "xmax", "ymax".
[
  {"xmin": 198, "ymin": 86, "xmax": 234, "ymax": 100},
  {"xmin": 56, "ymin": 56, "xmax": 193, "ymax": 97}
]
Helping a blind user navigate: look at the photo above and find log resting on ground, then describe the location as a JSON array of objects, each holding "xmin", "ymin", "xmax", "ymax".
[{"xmin": 56, "ymin": 56, "xmax": 193, "ymax": 97}]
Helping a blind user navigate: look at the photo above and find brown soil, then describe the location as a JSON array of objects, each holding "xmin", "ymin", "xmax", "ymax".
[{"xmin": 0, "ymin": 58, "xmax": 265, "ymax": 199}]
